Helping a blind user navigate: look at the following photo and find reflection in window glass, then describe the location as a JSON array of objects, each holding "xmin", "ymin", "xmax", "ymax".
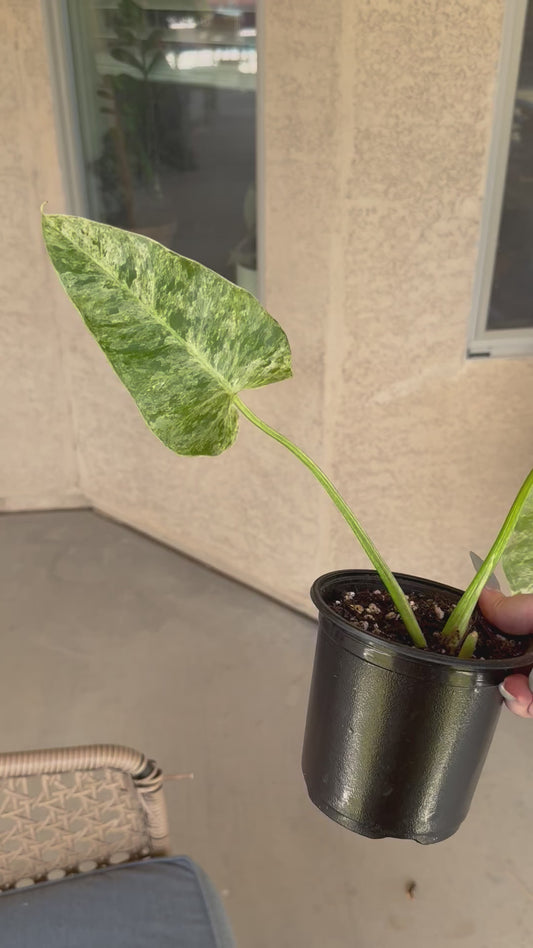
[
  {"xmin": 67, "ymin": 0, "xmax": 256, "ymax": 292},
  {"xmin": 488, "ymin": 1, "xmax": 533, "ymax": 329}
]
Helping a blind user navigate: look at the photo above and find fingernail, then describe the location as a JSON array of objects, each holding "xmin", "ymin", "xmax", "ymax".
[
  {"xmin": 499, "ymin": 682, "xmax": 516, "ymax": 702},
  {"xmin": 529, "ymin": 669, "xmax": 533, "ymax": 692}
]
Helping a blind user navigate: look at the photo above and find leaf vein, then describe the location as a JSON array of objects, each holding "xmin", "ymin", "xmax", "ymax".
[{"xmin": 71, "ymin": 229, "xmax": 235, "ymax": 397}]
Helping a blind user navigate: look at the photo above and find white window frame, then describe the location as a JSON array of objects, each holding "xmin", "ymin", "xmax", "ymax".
[
  {"xmin": 41, "ymin": 0, "xmax": 264, "ymax": 300},
  {"xmin": 468, "ymin": 0, "xmax": 533, "ymax": 358}
]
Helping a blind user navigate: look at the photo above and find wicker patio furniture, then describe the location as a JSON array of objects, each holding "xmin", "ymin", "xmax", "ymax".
[
  {"xmin": 0, "ymin": 743, "xmax": 236, "ymax": 947},
  {"xmin": 0, "ymin": 743, "xmax": 169, "ymax": 890}
]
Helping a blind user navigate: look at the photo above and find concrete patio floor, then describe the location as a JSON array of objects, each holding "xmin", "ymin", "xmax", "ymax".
[{"xmin": 1, "ymin": 509, "xmax": 532, "ymax": 947}]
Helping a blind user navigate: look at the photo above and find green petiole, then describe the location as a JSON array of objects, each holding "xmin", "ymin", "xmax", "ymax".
[
  {"xmin": 236, "ymin": 399, "xmax": 533, "ymax": 659},
  {"xmin": 234, "ymin": 396, "xmax": 428, "ymax": 649}
]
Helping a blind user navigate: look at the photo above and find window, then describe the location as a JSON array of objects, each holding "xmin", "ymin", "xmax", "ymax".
[
  {"xmin": 45, "ymin": 1, "xmax": 258, "ymax": 294},
  {"xmin": 469, "ymin": 0, "xmax": 533, "ymax": 357}
]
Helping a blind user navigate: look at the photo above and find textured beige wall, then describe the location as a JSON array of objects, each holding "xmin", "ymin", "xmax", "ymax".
[
  {"xmin": 3, "ymin": 0, "xmax": 533, "ymax": 611},
  {"xmin": 325, "ymin": 1, "xmax": 533, "ymax": 596},
  {"xmin": 0, "ymin": 0, "xmax": 83, "ymax": 510},
  {"xmin": 318, "ymin": 0, "xmax": 533, "ymax": 594},
  {"xmin": 261, "ymin": 0, "xmax": 531, "ymax": 608}
]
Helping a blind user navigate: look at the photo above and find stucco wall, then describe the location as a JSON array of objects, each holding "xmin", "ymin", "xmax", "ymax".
[
  {"xmin": 0, "ymin": 0, "xmax": 82, "ymax": 510},
  {"xmin": 3, "ymin": 0, "xmax": 533, "ymax": 610},
  {"xmin": 318, "ymin": 0, "xmax": 533, "ymax": 593}
]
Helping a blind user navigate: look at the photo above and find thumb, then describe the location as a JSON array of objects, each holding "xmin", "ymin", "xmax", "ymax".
[{"xmin": 478, "ymin": 588, "xmax": 533, "ymax": 637}]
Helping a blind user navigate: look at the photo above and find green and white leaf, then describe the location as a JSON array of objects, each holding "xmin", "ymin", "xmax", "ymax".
[
  {"xmin": 443, "ymin": 469, "xmax": 533, "ymax": 644},
  {"xmin": 502, "ymin": 481, "xmax": 533, "ymax": 593},
  {"xmin": 42, "ymin": 213, "xmax": 291, "ymax": 455}
]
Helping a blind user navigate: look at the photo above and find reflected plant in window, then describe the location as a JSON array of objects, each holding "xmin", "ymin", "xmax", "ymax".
[
  {"xmin": 92, "ymin": 0, "xmax": 194, "ymax": 232},
  {"xmin": 65, "ymin": 0, "xmax": 256, "ymax": 273}
]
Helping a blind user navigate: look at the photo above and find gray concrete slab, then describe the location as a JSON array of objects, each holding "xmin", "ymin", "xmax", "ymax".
[{"xmin": 1, "ymin": 510, "xmax": 532, "ymax": 946}]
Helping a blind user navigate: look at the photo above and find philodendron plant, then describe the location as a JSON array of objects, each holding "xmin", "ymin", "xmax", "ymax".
[{"xmin": 42, "ymin": 212, "xmax": 533, "ymax": 658}]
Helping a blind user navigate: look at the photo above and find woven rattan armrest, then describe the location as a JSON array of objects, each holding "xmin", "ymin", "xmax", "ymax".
[{"xmin": 0, "ymin": 744, "xmax": 169, "ymax": 889}]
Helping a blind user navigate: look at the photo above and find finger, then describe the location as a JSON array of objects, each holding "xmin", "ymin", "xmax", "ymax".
[
  {"xmin": 478, "ymin": 588, "xmax": 533, "ymax": 636},
  {"xmin": 499, "ymin": 675, "xmax": 533, "ymax": 718}
]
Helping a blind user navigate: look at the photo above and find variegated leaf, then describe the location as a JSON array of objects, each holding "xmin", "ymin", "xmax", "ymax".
[
  {"xmin": 502, "ymin": 484, "xmax": 533, "ymax": 593},
  {"xmin": 42, "ymin": 213, "xmax": 291, "ymax": 455}
]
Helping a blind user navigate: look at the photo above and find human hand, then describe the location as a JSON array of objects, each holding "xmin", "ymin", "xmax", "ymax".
[{"xmin": 478, "ymin": 588, "xmax": 533, "ymax": 718}]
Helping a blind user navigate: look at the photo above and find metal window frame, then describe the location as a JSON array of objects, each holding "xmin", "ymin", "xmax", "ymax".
[
  {"xmin": 41, "ymin": 0, "xmax": 264, "ymax": 299},
  {"xmin": 467, "ymin": 0, "xmax": 533, "ymax": 358}
]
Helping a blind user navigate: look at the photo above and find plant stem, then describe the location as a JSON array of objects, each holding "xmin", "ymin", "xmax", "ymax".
[
  {"xmin": 234, "ymin": 396, "xmax": 427, "ymax": 648},
  {"xmin": 442, "ymin": 468, "xmax": 533, "ymax": 646},
  {"xmin": 458, "ymin": 631, "xmax": 478, "ymax": 660}
]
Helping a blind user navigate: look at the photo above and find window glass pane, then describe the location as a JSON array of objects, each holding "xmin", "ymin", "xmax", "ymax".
[
  {"xmin": 488, "ymin": 1, "xmax": 533, "ymax": 330},
  {"xmin": 66, "ymin": 0, "xmax": 256, "ymax": 292}
]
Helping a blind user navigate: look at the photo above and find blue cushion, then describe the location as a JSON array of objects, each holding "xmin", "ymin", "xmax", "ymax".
[{"xmin": 0, "ymin": 856, "xmax": 236, "ymax": 947}]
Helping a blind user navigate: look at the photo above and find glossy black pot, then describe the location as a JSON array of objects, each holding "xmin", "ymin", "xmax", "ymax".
[{"xmin": 302, "ymin": 571, "xmax": 533, "ymax": 844}]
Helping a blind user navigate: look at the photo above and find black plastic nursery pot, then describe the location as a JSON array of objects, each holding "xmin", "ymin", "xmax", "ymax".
[{"xmin": 302, "ymin": 571, "xmax": 533, "ymax": 844}]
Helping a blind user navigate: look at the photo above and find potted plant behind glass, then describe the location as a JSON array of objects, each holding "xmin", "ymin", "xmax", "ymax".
[
  {"xmin": 42, "ymin": 212, "xmax": 533, "ymax": 844},
  {"xmin": 93, "ymin": 0, "xmax": 164, "ymax": 230},
  {"xmin": 93, "ymin": 0, "xmax": 194, "ymax": 245}
]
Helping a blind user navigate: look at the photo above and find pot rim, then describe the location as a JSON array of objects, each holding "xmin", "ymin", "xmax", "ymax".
[{"xmin": 311, "ymin": 570, "xmax": 533, "ymax": 673}]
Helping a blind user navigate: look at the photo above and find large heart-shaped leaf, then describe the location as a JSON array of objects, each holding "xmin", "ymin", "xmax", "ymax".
[
  {"xmin": 502, "ymin": 483, "xmax": 533, "ymax": 593},
  {"xmin": 42, "ymin": 213, "xmax": 291, "ymax": 455}
]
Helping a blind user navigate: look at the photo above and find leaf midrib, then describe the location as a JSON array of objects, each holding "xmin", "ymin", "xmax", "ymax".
[{"xmin": 69, "ymin": 226, "xmax": 236, "ymax": 398}]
